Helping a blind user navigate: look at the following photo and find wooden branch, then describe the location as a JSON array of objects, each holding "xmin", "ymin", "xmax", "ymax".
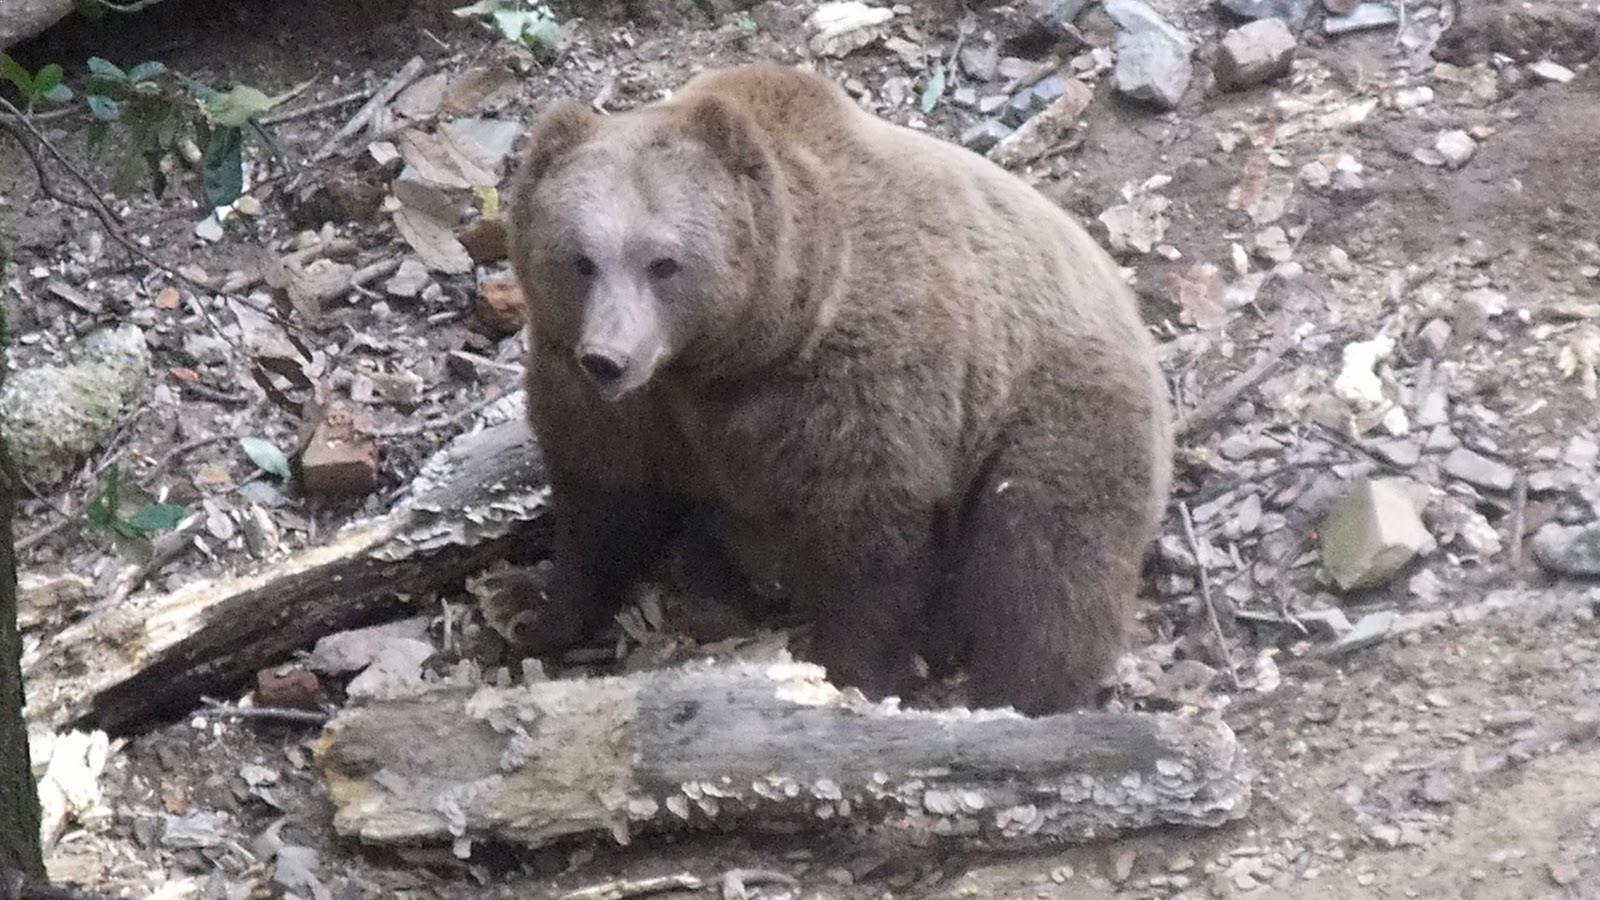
[
  {"xmin": 1174, "ymin": 322, "xmax": 1296, "ymax": 441},
  {"xmin": 313, "ymin": 659, "xmax": 1252, "ymax": 852},
  {"xmin": 22, "ymin": 406, "xmax": 550, "ymax": 733},
  {"xmin": 312, "ymin": 57, "xmax": 426, "ymax": 161}
]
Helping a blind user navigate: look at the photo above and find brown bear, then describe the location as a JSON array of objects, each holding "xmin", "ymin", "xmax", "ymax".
[{"xmin": 506, "ymin": 64, "xmax": 1173, "ymax": 715}]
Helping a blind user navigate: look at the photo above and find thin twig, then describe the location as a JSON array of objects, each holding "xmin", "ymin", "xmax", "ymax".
[
  {"xmin": 311, "ymin": 56, "xmax": 426, "ymax": 161},
  {"xmin": 198, "ymin": 697, "xmax": 329, "ymax": 725},
  {"xmin": 1178, "ymin": 501, "xmax": 1241, "ymax": 690},
  {"xmin": 260, "ymin": 87, "xmax": 374, "ymax": 126},
  {"xmin": 1509, "ymin": 470, "xmax": 1528, "ymax": 569},
  {"xmin": 1175, "ymin": 321, "xmax": 1296, "ymax": 441}
]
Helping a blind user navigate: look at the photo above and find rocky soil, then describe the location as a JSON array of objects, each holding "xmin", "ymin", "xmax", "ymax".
[{"xmin": 4, "ymin": 0, "xmax": 1600, "ymax": 896}]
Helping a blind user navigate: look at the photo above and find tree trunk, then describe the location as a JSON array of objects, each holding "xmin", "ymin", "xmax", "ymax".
[{"xmin": 0, "ymin": 405, "xmax": 46, "ymax": 883}]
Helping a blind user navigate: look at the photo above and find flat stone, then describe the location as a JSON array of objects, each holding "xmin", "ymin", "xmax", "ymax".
[
  {"xmin": 1442, "ymin": 447, "xmax": 1516, "ymax": 491},
  {"xmin": 1324, "ymin": 2, "xmax": 1399, "ymax": 34},
  {"xmin": 1320, "ymin": 478, "xmax": 1436, "ymax": 591},
  {"xmin": 1435, "ymin": 129, "xmax": 1477, "ymax": 168},
  {"xmin": 962, "ymin": 119, "xmax": 1014, "ymax": 153},
  {"xmin": 1113, "ymin": 31, "xmax": 1192, "ymax": 109},
  {"xmin": 1370, "ymin": 438, "xmax": 1422, "ymax": 468},
  {"xmin": 384, "ymin": 258, "xmax": 432, "ymax": 298},
  {"xmin": 959, "ymin": 44, "xmax": 1001, "ymax": 81},
  {"xmin": 1216, "ymin": 0, "xmax": 1316, "ymax": 27},
  {"xmin": 1216, "ymin": 20, "xmax": 1297, "ymax": 92},
  {"xmin": 1106, "ymin": 0, "xmax": 1193, "ymax": 109},
  {"xmin": 1531, "ymin": 523, "xmax": 1600, "ymax": 577}
]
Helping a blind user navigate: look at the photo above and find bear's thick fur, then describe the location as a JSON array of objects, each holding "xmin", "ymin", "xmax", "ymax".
[{"xmin": 507, "ymin": 64, "xmax": 1173, "ymax": 714}]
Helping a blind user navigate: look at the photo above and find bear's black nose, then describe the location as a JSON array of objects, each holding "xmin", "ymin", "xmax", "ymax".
[{"xmin": 578, "ymin": 351, "xmax": 626, "ymax": 384}]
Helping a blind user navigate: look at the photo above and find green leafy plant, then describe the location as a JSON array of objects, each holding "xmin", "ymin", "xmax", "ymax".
[
  {"xmin": 453, "ymin": 0, "xmax": 564, "ymax": 59},
  {"xmin": 919, "ymin": 63, "xmax": 946, "ymax": 115},
  {"xmin": 239, "ymin": 436, "xmax": 291, "ymax": 480},
  {"xmin": 0, "ymin": 54, "xmax": 73, "ymax": 109},
  {"xmin": 80, "ymin": 57, "xmax": 286, "ymax": 207},
  {"xmin": 87, "ymin": 466, "xmax": 186, "ymax": 560}
]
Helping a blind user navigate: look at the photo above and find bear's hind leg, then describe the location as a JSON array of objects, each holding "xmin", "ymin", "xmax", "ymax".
[{"xmin": 934, "ymin": 369, "xmax": 1167, "ymax": 715}]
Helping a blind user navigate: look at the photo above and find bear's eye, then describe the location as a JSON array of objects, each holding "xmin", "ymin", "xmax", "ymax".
[
  {"xmin": 573, "ymin": 255, "xmax": 598, "ymax": 278},
  {"xmin": 648, "ymin": 258, "xmax": 681, "ymax": 279}
]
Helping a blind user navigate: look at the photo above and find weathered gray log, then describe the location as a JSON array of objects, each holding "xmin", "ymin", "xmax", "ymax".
[
  {"xmin": 313, "ymin": 659, "xmax": 1252, "ymax": 852},
  {"xmin": 22, "ymin": 399, "xmax": 550, "ymax": 733}
]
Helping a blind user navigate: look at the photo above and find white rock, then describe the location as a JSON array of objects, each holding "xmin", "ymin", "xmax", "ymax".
[{"xmin": 1435, "ymin": 130, "xmax": 1477, "ymax": 169}]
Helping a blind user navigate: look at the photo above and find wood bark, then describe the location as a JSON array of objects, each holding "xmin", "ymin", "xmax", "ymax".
[
  {"xmin": 1, "ymin": 408, "xmax": 45, "ymax": 882},
  {"xmin": 23, "ymin": 408, "xmax": 551, "ymax": 734},
  {"xmin": 313, "ymin": 660, "xmax": 1252, "ymax": 852}
]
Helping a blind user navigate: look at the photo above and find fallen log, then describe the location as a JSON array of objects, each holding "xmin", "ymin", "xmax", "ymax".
[
  {"xmin": 23, "ymin": 399, "xmax": 550, "ymax": 733},
  {"xmin": 313, "ymin": 659, "xmax": 1252, "ymax": 852}
]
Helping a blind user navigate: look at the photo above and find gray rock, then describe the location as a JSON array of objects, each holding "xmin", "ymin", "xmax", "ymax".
[
  {"xmin": 385, "ymin": 258, "xmax": 432, "ymax": 298},
  {"xmin": 1531, "ymin": 523, "xmax": 1600, "ymax": 577},
  {"xmin": 951, "ymin": 86, "xmax": 979, "ymax": 108},
  {"xmin": 1033, "ymin": 0, "xmax": 1093, "ymax": 34},
  {"xmin": 1320, "ymin": 478, "xmax": 1436, "ymax": 591},
  {"xmin": 961, "ymin": 119, "xmax": 1014, "ymax": 153},
  {"xmin": 1113, "ymin": 31, "xmax": 1193, "ymax": 109},
  {"xmin": 1418, "ymin": 318, "xmax": 1452, "ymax": 357},
  {"xmin": 0, "ymin": 324, "xmax": 149, "ymax": 488},
  {"xmin": 1215, "ymin": 20, "xmax": 1297, "ymax": 91},
  {"xmin": 1104, "ymin": 1, "xmax": 1193, "ymax": 110},
  {"xmin": 1030, "ymin": 73, "xmax": 1074, "ymax": 104},
  {"xmin": 960, "ymin": 44, "xmax": 1001, "ymax": 81},
  {"xmin": 1442, "ymin": 447, "xmax": 1516, "ymax": 491},
  {"xmin": 1371, "ymin": 438, "xmax": 1422, "ymax": 468},
  {"xmin": 978, "ymin": 94, "xmax": 1011, "ymax": 115},
  {"xmin": 1435, "ymin": 130, "xmax": 1477, "ymax": 169},
  {"xmin": 309, "ymin": 617, "xmax": 433, "ymax": 675},
  {"xmin": 1215, "ymin": 0, "xmax": 1316, "ymax": 28},
  {"xmin": 1324, "ymin": 2, "xmax": 1399, "ymax": 34}
]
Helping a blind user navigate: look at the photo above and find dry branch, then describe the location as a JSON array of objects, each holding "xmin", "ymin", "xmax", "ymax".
[
  {"xmin": 22, "ymin": 406, "xmax": 550, "ymax": 733},
  {"xmin": 313, "ymin": 659, "xmax": 1252, "ymax": 852}
]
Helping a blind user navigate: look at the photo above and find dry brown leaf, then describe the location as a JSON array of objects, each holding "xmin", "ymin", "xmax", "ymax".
[
  {"xmin": 443, "ymin": 66, "xmax": 519, "ymax": 116},
  {"xmin": 398, "ymin": 129, "xmax": 495, "ymax": 190},
  {"xmin": 394, "ymin": 207, "xmax": 474, "ymax": 274},
  {"xmin": 1167, "ymin": 263, "xmax": 1228, "ymax": 329},
  {"xmin": 154, "ymin": 287, "xmax": 183, "ymax": 310}
]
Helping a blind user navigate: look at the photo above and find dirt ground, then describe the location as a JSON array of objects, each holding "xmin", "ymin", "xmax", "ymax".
[{"xmin": 5, "ymin": 0, "xmax": 1600, "ymax": 896}]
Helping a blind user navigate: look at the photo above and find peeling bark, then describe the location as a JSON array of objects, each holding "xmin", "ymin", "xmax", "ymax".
[
  {"xmin": 314, "ymin": 659, "xmax": 1252, "ymax": 853},
  {"xmin": 23, "ymin": 410, "xmax": 551, "ymax": 734}
]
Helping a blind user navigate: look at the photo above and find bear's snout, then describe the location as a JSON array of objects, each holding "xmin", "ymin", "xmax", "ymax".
[{"xmin": 577, "ymin": 350, "xmax": 627, "ymax": 386}]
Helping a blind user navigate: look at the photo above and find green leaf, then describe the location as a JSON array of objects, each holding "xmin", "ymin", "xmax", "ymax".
[
  {"xmin": 41, "ymin": 83, "xmax": 74, "ymax": 104},
  {"xmin": 0, "ymin": 54, "xmax": 33, "ymax": 94},
  {"xmin": 204, "ymin": 85, "xmax": 281, "ymax": 127},
  {"xmin": 86, "ymin": 93, "xmax": 120, "ymax": 121},
  {"xmin": 123, "ymin": 501, "xmax": 187, "ymax": 534},
  {"xmin": 86, "ymin": 56, "xmax": 128, "ymax": 81},
  {"xmin": 201, "ymin": 126, "xmax": 244, "ymax": 208},
  {"xmin": 239, "ymin": 436, "xmax": 292, "ymax": 480},
  {"xmin": 31, "ymin": 63, "xmax": 63, "ymax": 98},
  {"xmin": 919, "ymin": 63, "xmax": 945, "ymax": 115},
  {"xmin": 126, "ymin": 60, "xmax": 167, "ymax": 83}
]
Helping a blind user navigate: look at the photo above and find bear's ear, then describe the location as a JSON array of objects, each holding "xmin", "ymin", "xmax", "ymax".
[
  {"xmin": 680, "ymin": 94, "xmax": 770, "ymax": 180},
  {"xmin": 516, "ymin": 99, "xmax": 600, "ymax": 185}
]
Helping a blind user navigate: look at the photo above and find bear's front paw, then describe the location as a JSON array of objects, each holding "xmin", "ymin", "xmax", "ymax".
[{"xmin": 467, "ymin": 561, "xmax": 590, "ymax": 655}]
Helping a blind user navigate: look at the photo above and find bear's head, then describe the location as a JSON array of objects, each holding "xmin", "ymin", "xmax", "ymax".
[{"xmin": 509, "ymin": 92, "xmax": 793, "ymax": 401}]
